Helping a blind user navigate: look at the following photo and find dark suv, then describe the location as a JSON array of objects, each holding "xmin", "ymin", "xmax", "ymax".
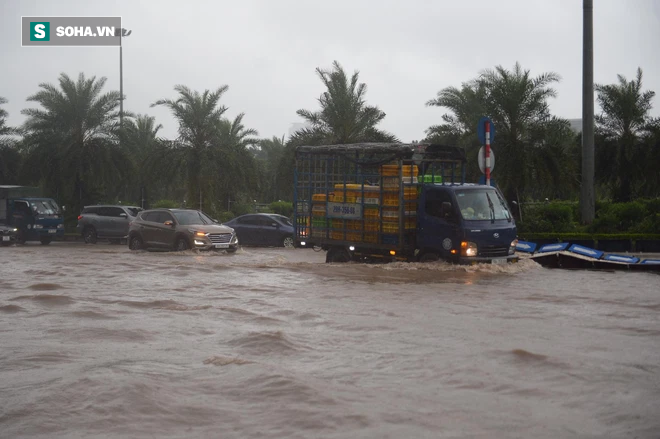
[
  {"xmin": 127, "ymin": 208, "xmax": 238, "ymax": 252},
  {"xmin": 77, "ymin": 205, "xmax": 143, "ymax": 244}
]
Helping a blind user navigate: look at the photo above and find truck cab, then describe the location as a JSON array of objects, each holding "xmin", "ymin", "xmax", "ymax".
[
  {"xmin": 1, "ymin": 186, "xmax": 65, "ymax": 245},
  {"xmin": 417, "ymin": 184, "xmax": 517, "ymax": 264}
]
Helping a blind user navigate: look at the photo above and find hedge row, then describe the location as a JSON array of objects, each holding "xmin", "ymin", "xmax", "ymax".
[{"xmin": 516, "ymin": 199, "xmax": 660, "ymax": 235}]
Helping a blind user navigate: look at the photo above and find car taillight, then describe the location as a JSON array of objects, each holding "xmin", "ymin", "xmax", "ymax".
[{"xmin": 77, "ymin": 215, "xmax": 83, "ymax": 220}]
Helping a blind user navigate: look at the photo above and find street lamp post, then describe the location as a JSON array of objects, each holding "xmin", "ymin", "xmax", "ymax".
[{"xmin": 119, "ymin": 27, "xmax": 132, "ymax": 130}]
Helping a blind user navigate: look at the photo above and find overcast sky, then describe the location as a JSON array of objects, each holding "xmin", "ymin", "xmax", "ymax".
[{"xmin": 2, "ymin": 0, "xmax": 660, "ymax": 143}]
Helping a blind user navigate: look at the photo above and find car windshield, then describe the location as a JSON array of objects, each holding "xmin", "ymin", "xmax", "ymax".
[
  {"xmin": 455, "ymin": 189, "xmax": 511, "ymax": 221},
  {"xmin": 30, "ymin": 200, "xmax": 60, "ymax": 215},
  {"xmin": 270, "ymin": 215, "xmax": 292, "ymax": 226},
  {"xmin": 172, "ymin": 210, "xmax": 215, "ymax": 225}
]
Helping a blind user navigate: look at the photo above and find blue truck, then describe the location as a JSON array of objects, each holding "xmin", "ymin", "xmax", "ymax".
[
  {"xmin": 0, "ymin": 185, "xmax": 65, "ymax": 245},
  {"xmin": 293, "ymin": 143, "xmax": 518, "ymax": 264}
]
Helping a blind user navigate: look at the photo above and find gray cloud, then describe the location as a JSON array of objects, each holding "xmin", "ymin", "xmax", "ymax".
[{"xmin": 2, "ymin": 0, "xmax": 659, "ymax": 143}]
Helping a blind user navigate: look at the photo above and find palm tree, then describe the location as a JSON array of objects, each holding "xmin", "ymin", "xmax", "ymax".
[
  {"xmin": 214, "ymin": 113, "xmax": 260, "ymax": 208},
  {"xmin": 595, "ymin": 67, "xmax": 657, "ymax": 201},
  {"xmin": 0, "ymin": 97, "xmax": 22, "ymax": 184},
  {"xmin": 254, "ymin": 135, "xmax": 286, "ymax": 201},
  {"xmin": 151, "ymin": 85, "xmax": 230, "ymax": 209},
  {"xmin": 20, "ymin": 73, "xmax": 132, "ymax": 211},
  {"xmin": 294, "ymin": 60, "xmax": 398, "ymax": 145},
  {"xmin": 122, "ymin": 114, "xmax": 163, "ymax": 206},
  {"xmin": 425, "ymin": 62, "xmax": 574, "ymax": 202}
]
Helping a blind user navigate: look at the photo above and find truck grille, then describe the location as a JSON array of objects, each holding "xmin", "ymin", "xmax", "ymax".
[
  {"xmin": 208, "ymin": 233, "xmax": 232, "ymax": 244},
  {"xmin": 479, "ymin": 245, "xmax": 509, "ymax": 257}
]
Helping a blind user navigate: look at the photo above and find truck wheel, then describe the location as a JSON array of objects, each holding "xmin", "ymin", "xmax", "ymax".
[
  {"xmin": 83, "ymin": 226, "xmax": 97, "ymax": 244},
  {"xmin": 40, "ymin": 237, "xmax": 52, "ymax": 245},
  {"xmin": 129, "ymin": 235, "xmax": 143, "ymax": 250},
  {"xmin": 326, "ymin": 247, "xmax": 351, "ymax": 263},
  {"xmin": 16, "ymin": 230, "xmax": 27, "ymax": 245},
  {"xmin": 419, "ymin": 252, "xmax": 440, "ymax": 263}
]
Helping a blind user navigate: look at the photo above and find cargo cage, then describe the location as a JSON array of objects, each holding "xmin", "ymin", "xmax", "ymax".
[{"xmin": 293, "ymin": 143, "xmax": 467, "ymax": 251}]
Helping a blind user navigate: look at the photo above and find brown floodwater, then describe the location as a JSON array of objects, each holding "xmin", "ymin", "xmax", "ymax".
[{"xmin": 1, "ymin": 242, "xmax": 659, "ymax": 438}]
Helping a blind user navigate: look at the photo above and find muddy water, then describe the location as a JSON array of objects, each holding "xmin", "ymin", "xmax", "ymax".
[{"xmin": 1, "ymin": 243, "xmax": 659, "ymax": 438}]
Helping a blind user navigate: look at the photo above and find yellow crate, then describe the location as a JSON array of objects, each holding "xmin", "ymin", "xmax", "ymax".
[
  {"xmin": 312, "ymin": 193, "xmax": 328, "ymax": 202},
  {"xmin": 380, "ymin": 164, "xmax": 419, "ymax": 177}
]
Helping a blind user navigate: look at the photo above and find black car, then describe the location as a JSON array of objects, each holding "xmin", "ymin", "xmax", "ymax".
[
  {"xmin": 222, "ymin": 213, "xmax": 295, "ymax": 248},
  {"xmin": 0, "ymin": 224, "xmax": 18, "ymax": 246}
]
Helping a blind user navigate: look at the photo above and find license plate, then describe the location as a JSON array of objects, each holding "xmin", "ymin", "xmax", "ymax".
[
  {"xmin": 491, "ymin": 258, "xmax": 508, "ymax": 265},
  {"xmin": 214, "ymin": 244, "xmax": 229, "ymax": 249},
  {"xmin": 2, "ymin": 236, "xmax": 9, "ymax": 241},
  {"xmin": 48, "ymin": 229, "xmax": 57, "ymax": 234}
]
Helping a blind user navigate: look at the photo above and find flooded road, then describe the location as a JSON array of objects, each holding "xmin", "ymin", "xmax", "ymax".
[{"xmin": 1, "ymin": 243, "xmax": 659, "ymax": 438}]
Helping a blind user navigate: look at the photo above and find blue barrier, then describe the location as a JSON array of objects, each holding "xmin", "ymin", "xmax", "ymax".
[
  {"xmin": 603, "ymin": 254, "xmax": 640, "ymax": 264},
  {"xmin": 515, "ymin": 240, "xmax": 536, "ymax": 253},
  {"xmin": 568, "ymin": 244, "xmax": 604, "ymax": 259},
  {"xmin": 640, "ymin": 259, "xmax": 660, "ymax": 265},
  {"xmin": 537, "ymin": 242, "xmax": 569, "ymax": 253}
]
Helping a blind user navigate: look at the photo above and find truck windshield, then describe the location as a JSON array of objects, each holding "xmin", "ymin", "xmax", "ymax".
[
  {"xmin": 455, "ymin": 189, "xmax": 511, "ymax": 221},
  {"xmin": 30, "ymin": 200, "xmax": 60, "ymax": 215}
]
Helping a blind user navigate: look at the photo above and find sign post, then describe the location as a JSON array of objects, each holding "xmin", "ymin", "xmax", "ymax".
[{"xmin": 477, "ymin": 116, "xmax": 496, "ymax": 186}]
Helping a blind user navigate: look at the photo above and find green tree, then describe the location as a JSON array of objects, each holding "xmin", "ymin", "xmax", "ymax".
[
  {"xmin": 254, "ymin": 135, "xmax": 286, "ymax": 202},
  {"xmin": 0, "ymin": 97, "xmax": 22, "ymax": 184},
  {"xmin": 121, "ymin": 114, "xmax": 164, "ymax": 206},
  {"xmin": 293, "ymin": 60, "xmax": 398, "ymax": 145},
  {"xmin": 595, "ymin": 67, "xmax": 658, "ymax": 201},
  {"xmin": 151, "ymin": 85, "xmax": 230, "ymax": 209},
  {"xmin": 426, "ymin": 62, "xmax": 577, "ymax": 202},
  {"xmin": 20, "ymin": 73, "xmax": 133, "ymax": 211}
]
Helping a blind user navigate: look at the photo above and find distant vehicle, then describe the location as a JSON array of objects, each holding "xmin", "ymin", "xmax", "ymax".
[
  {"xmin": 127, "ymin": 208, "xmax": 238, "ymax": 252},
  {"xmin": 76, "ymin": 205, "xmax": 143, "ymax": 244},
  {"xmin": 222, "ymin": 213, "xmax": 295, "ymax": 248},
  {"xmin": 0, "ymin": 224, "xmax": 18, "ymax": 246},
  {"xmin": 0, "ymin": 185, "xmax": 65, "ymax": 245}
]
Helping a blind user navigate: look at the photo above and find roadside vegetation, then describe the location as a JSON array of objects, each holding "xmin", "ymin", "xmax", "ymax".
[{"xmin": 0, "ymin": 62, "xmax": 658, "ymax": 235}]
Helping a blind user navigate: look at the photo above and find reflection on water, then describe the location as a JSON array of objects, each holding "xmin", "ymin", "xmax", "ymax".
[{"xmin": 1, "ymin": 243, "xmax": 659, "ymax": 438}]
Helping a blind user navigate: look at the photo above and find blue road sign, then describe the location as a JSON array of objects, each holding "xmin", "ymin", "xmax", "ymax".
[{"xmin": 477, "ymin": 116, "xmax": 496, "ymax": 144}]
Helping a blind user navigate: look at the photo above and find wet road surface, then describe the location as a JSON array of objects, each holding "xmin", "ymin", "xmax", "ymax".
[{"xmin": 1, "ymin": 243, "xmax": 659, "ymax": 438}]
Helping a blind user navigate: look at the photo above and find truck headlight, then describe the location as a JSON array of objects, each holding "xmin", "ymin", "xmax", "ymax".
[
  {"xmin": 461, "ymin": 241, "xmax": 478, "ymax": 257},
  {"xmin": 509, "ymin": 239, "xmax": 518, "ymax": 255}
]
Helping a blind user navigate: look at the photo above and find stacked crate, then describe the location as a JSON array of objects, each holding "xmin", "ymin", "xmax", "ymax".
[
  {"xmin": 311, "ymin": 193, "xmax": 328, "ymax": 238},
  {"xmin": 379, "ymin": 164, "xmax": 419, "ymax": 236}
]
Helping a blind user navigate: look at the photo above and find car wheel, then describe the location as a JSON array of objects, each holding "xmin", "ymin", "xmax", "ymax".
[
  {"xmin": 175, "ymin": 236, "xmax": 189, "ymax": 251},
  {"xmin": 129, "ymin": 235, "xmax": 143, "ymax": 250},
  {"xmin": 1, "ymin": 241, "xmax": 12, "ymax": 247},
  {"xmin": 40, "ymin": 237, "xmax": 52, "ymax": 245},
  {"xmin": 83, "ymin": 226, "xmax": 97, "ymax": 244},
  {"xmin": 226, "ymin": 247, "xmax": 237, "ymax": 254},
  {"xmin": 283, "ymin": 236, "xmax": 295, "ymax": 248}
]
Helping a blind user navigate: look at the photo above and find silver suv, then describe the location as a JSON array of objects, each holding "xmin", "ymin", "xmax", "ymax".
[{"xmin": 77, "ymin": 205, "xmax": 142, "ymax": 244}]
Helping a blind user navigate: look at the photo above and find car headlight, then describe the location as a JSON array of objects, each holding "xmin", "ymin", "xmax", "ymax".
[
  {"xmin": 230, "ymin": 233, "xmax": 238, "ymax": 244},
  {"xmin": 12, "ymin": 228, "xmax": 18, "ymax": 232},
  {"xmin": 188, "ymin": 229, "xmax": 207, "ymax": 237},
  {"xmin": 509, "ymin": 239, "xmax": 518, "ymax": 255},
  {"xmin": 460, "ymin": 241, "xmax": 478, "ymax": 257},
  {"xmin": 57, "ymin": 224, "xmax": 64, "ymax": 229},
  {"xmin": 33, "ymin": 224, "xmax": 43, "ymax": 229}
]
